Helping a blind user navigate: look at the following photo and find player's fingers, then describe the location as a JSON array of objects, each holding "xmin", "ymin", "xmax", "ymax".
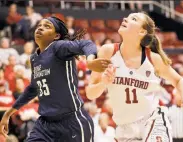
[
  {"xmin": 101, "ymin": 63, "xmax": 109, "ymax": 68},
  {"xmin": 103, "ymin": 71, "xmax": 112, "ymax": 79},
  {"xmin": 113, "ymin": 67, "xmax": 116, "ymax": 73},
  {"xmin": 108, "ymin": 64, "xmax": 113, "ymax": 68},
  {"xmin": 100, "ymin": 59, "xmax": 111, "ymax": 64},
  {"xmin": 4, "ymin": 124, "xmax": 8, "ymax": 134},
  {"xmin": 101, "ymin": 61, "xmax": 111, "ymax": 65},
  {"xmin": 106, "ymin": 68, "xmax": 114, "ymax": 76},
  {"xmin": 104, "ymin": 70, "xmax": 115, "ymax": 82},
  {"xmin": 0, "ymin": 125, "xmax": 7, "ymax": 138}
]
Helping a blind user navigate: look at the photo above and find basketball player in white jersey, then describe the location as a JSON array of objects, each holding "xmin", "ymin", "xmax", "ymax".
[{"xmin": 86, "ymin": 12, "xmax": 183, "ymax": 142}]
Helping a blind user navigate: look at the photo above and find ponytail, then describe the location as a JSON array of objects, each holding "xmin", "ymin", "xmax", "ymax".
[
  {"xmin": 64, "ymin": 29, "xmax": 87, "ymax": 41},
  {"xmin": 150, "ymin": 35, "xmax": 172, "ymax": 65},
  {"xmin": 139, "ymin": 13, "xmax": 172, "ymax": 65}
]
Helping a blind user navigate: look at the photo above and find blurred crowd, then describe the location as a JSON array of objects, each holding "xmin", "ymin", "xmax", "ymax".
[{"xmin": 0, "ymin": 2, "xmax": 183, "ymax": 142}]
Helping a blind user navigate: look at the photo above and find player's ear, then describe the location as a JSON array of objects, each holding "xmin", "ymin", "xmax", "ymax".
[
  {"xmin": 139, "ymin": 29, "xmax": 147, "ymax": 38},
  {"xmin": 54, "ymin": 33, "xmax": 61, "ymax": 40}
]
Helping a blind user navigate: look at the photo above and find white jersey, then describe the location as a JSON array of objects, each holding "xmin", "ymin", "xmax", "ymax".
[{"xmin": 107, "ymin": 43, "xmax": 161, "ymax": 125}]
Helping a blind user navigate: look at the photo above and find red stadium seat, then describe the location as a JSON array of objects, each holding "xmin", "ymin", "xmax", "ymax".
[
  {"xmin": 90, "ymin": 19, "xmax": 106, "ymax": 31},
  {"xmin": 91, "ymin": 32, "xmax": 106, "ymax": 44},
  {"xmin": 106, "ymin": 20, "xmax": 121, "ymax": 31},
  {"xmin": 106, "ymin": 32, "xmax": 122, "ymax": 43},
  {"xmin": 74, "ymin": 19, "xmax": 89, "ymax": 29}
]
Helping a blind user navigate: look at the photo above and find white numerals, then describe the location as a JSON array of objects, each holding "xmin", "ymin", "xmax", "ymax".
[{"xmin": 37, "ymin": 79, "xmax": 50, "ymax": 97}]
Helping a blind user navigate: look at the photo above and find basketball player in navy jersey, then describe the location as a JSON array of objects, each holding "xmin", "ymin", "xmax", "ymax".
[
  {"xmin": 87, "ymin": 12, "xmax": 183, "ymax": 142},
  {"xmin": 0, "ymin": 17, "xmax": 110, "ymax": 142}
]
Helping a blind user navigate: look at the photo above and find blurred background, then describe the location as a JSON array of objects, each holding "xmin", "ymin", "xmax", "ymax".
[{"xmin": 0, "ymin": 0, "xmax": 183, "ymax": 142}]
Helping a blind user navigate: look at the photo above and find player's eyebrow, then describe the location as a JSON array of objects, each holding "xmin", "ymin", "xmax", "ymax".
[
  {"xmin": 131, "ymin": 15, "xmax": 139, "ymax": 20},
  {"xmin": 128, "ymin": 14, "xmax": 141, "ymax": 21},
  {"xmin": 133, "ymin": 15, "xmax": 139, "ymax": 19}
]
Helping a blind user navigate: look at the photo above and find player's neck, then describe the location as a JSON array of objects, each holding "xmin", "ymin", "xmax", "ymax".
[
  {"xmin": 38, "ymin": 41, "xmax": 52, "ymax": 52},
  {"xmin": 121, "ymin": 40, "xmax": 142, "ymax": 59}
]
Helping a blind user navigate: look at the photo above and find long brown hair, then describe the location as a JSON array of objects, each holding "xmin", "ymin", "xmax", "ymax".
[{"xmin": 140, "ymin": 12, "xmax": 172, "ymax": 65}]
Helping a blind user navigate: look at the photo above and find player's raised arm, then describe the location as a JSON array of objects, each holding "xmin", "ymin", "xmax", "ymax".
[
  {"xmin": 86, "ymin": 44, "xmax": 115, "ymax": 100},
  {"xmin": 55, "ymin": 39, "xmax": 112, "ymax": 72},
  {"xmin": 149, "ymin": 36, "xmax": 183, "ymax": 107},
  {"xmin": 55, "ymin": 39, "xmax": 97, "ymax": 59},
  {"xmin": 151, "ymin": 52, "xmax": 183, "ymax": 106}
]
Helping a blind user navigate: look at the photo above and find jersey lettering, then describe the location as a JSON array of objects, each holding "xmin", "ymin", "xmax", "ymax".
[{"xmin": 113, "ymin": 77, "xmax": 149, "ymax": 89}]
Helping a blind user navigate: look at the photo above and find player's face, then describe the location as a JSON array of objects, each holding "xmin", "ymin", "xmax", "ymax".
[
  {"xmin": 34, "ymin": 19, "xmax": 58, "ymax": 44},
  {"xmin": 118, "ymin": 13, "xmax": 146, "ymax": 39}
]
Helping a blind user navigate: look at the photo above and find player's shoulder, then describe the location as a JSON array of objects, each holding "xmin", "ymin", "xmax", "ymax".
[
  {"xmin": 98, "ymin": 43, "xmax": 119, "ymax": 59},
  {"xmin": 150, "ymin": 51, "xmax": 162, "ymax": 64}
]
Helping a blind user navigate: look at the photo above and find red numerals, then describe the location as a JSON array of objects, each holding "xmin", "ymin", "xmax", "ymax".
[{"xmin": 125, "ymin": 88, "xmax": 138, "ymax": 104}]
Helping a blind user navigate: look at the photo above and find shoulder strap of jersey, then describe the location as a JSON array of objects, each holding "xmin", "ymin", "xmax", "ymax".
[
  {"xmin": 145, "ymin": 48, "xmax": 154, "ymax": 65},
  {"xmin": 112, "ymin": 43, "xmax": 120, "ymax": 56}
]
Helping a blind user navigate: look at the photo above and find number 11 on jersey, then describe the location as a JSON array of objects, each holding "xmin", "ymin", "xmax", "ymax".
[{"xmin": 125, "ymin": 88, "xmax": 138, "ymax": 104}]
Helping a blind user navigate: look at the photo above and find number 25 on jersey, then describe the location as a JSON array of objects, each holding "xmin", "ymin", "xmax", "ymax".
[{"xmin": 37, "ymin": 79, "xmax": 50, "ymax": 96}]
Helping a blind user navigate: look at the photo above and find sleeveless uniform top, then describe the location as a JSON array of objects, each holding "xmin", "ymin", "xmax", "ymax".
[{"xmin": 107, "ymin": 43, "xmax": 161, "ymax": 125}]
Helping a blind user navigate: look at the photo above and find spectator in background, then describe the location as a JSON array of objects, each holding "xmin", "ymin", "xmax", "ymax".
[
  {"xmin": 4, "ymin": 55, "xmax": 17, "ymax": 91},
  {"xmin": 24, "ymin": 59, "xmax": 32, "ymax": 80},
  {"xmin": 0, "ymin": 59, "xmax": 5, "ymax": 70},
  {"xmin": 14, "ymin": 65, "xmax": 30, "ymax": 87},
  {"xmin": 13, "ymin": 78, "xmax": 25, "ymax": 100},
  {"xmin": 25, "ymin": 6, "xmax": 43, "ymax": 29},
  {"xmin": 94, "ymin": 113, "xmax": 115, "ymax": 142},
  {"xmin": 0, "ymin": 37, "xmax": 20, "ymax": 65},
  {"xmin": 0, "ymin": 69, "xmax": 9, "ymax": 91},
  {"xmin": 6, "ymin": 3, "xmax": 23, "ymax": 35},
  {"xmin": 168, "ymin": 88, "xmax": 183, "ymax": 142},
  {"xmin": 85, "ymin": 102, "xmax": 100, "ymax": 126},
  {"xmin": 175, "ymin": 1, "xmax": 183, "ymax": 13},
  {"xmin": 16, "ymin": 6, "xmax": 42, "ymax": 40},
  {"xmin": 43, "ymin": 4, "xmax": 65, "ymax": 21},
  {"xmin": 129, "ymin": 1, "xmax": 143, "ymax": 11},
  {"xmin": 0, "ymin": 81, "xmax": 15, "ymax": 108},
  {"xmin": 65, "ymin": 16, "xmax": 75, "ymax": 36},
  {"xmin": 19, "ymin": 42, "xmax": 34, "ymax": 65},
  {"xmin": 177, "ymin": 55, "xmax": 183, "ymax": 64},
  {"xmin": 101, "ymin": 99, "xmax": 116, "ymax": 128},
  {"xmin": 76, "ymin": 56, "xmax": 88, "ymax": 101}
]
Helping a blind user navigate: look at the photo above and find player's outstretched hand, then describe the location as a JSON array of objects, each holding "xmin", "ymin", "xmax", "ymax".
[
  {"xmin": 87, "ymin": 58, "xmax": 111, "ymax": 72},
  {"xmin": 0, "ymin": 115, "xmax": 10, "ymax": 138},
  {"xmin": 101, "ymin": 64, "xmax": 116, "ymax": 85}
]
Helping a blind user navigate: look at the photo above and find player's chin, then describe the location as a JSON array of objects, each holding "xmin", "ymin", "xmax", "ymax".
[{"xmin": 118, "ymin": 27, "xmax": 127, "ymax": 35}]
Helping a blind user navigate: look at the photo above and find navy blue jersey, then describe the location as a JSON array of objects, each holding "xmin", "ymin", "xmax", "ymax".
[{"xmin": 13, "ymin": 40, "xmax": 97, "ymax": 117}]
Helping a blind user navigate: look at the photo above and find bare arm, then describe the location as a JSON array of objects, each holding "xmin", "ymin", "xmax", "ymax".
[
  {"xmin": 86, "ymin": 44, "xmax": 115, "ymax": 100},
  {"xmin": 151, "ymin": 52, "xmax": 183, "ymax": 104}
]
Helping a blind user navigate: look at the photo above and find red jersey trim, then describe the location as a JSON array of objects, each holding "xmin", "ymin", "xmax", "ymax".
[{"xmin": 112, "ymin": 43, "xmax": 120, "ymax": 56}]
